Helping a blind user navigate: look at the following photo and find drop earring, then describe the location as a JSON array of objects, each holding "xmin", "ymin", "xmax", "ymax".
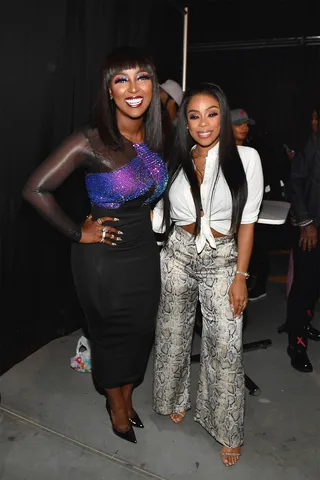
[{"xmin": 110, "ymin": 95, "xmax": 113, "ymax": 100}]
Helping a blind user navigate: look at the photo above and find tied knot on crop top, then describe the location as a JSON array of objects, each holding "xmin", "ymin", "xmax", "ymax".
[{"xmin": 152, "ymin": 143, "xmax": 264, "ymax": 253}]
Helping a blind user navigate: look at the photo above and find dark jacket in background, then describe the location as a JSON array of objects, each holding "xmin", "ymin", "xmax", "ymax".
[{"xmin": 289, "ymin": 132, "xmax": 320, "ymax": 227}]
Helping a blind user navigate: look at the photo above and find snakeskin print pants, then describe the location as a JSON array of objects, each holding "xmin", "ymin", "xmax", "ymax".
[{"xmin": 153, "ymin": 225, "xmax": 244, "ymax": 448}]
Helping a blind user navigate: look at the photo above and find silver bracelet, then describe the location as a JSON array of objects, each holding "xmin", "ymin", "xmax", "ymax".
[{"xmin": 235, "ymin": 271, "xmax": 250, "ymax": 279}]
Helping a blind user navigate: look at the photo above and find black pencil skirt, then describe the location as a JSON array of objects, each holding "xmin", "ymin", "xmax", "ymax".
[{"xmin": 71, "ymin": 201, "xmax": 160, "ymax": 389}]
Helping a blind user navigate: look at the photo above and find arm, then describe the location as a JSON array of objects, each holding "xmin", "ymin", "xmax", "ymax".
[
  {"xmin": 22, "ymin": 131, "xmax": 121, "ymax": 245},
  {"xmin": 229, "ymin": 148, "xmax": 264, "ymax": 317},
  {"xmin": 236, "ymin": 223, "xmax": 254, "ymax": 274},
  {"xmin": 22, "ymin": 132, "xmax": 88, "ymax": 241},
  {"xmin": 151, "ymin": 198, "xmax": 166, "ymax": 233},
  {"xmin": 290, "ymin": 134, "xmax": 317, "ymax": 227},
  {"xmin": 229, "ymin": 223, "xmax": 254, "ymax": 318},
  {"xmin": 290, "ymin": 135, "xmax": 319, "ymax": 251}
]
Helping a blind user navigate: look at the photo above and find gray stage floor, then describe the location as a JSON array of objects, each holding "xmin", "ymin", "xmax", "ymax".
[{"xmin": 1, "ymin": 280, "xmax": 320, "ymax": 480}]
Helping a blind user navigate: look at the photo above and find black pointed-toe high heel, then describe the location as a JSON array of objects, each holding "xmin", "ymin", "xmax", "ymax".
[
  {"xmin": 129, "ymin": 410, "xmax": 144, "ymax": 428},
  {"xmin": 105, "ymin": 399, "xmax": 137, "ymax": 444}
]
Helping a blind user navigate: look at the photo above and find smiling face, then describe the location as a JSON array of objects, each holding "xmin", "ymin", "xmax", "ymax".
[
  {"xmin": 187, "ymin": 93, "xmax": 221, "ymax": 150},
  {"xmin": 109, "ymin": 67, "xmax": 153, "ymax": 120}
]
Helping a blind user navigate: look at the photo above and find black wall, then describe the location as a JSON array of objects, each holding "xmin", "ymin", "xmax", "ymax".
[
  {"xmin": 0, "ymin": 0, "xmax": 155, "ymax": 374},
  {"xmin": 186, "ymin": 46, "xmax": 320, "ymax": 152}
]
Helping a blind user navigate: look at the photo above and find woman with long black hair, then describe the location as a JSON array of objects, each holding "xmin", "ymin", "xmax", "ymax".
[{"xmin": 152, "ymin": 83, "xmax": 263, "ymax": 466}]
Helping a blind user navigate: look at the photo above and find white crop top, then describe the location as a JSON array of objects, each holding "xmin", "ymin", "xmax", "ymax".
[{"xmin": 152, "ymin": 143, "xmax": 264, "ymax": 253}]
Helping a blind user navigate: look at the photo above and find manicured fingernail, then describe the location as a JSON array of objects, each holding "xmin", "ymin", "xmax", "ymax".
[
  {"xmin": 114, "ymin": 218, "xmax": 119, "ymax": 221},
  {"xmin": 112, "ymin": 243, "xmax": 117, "ymax": 246},
  {"xmin": 117, "ymin": 237, "xmax": 122, "ymax": 241},
  {"xmin": 118, "ymin": 230, "xmax": 123, "ymax": 234}
]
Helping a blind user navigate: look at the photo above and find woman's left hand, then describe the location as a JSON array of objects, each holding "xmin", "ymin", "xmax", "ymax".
[{"xmin": 228, "ymin": 276, "xmax": 248, "ymax": 318}]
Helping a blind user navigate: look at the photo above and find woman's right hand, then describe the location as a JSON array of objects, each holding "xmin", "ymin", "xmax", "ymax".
[{"xmin": 80, "ymin": 214, "xmax": 123, "ymax": 245}]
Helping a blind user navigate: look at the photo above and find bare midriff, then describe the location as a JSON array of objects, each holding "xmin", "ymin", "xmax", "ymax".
[{"xmin": 179, "ymin": 223, "xmax": 226, "ymax": 238}]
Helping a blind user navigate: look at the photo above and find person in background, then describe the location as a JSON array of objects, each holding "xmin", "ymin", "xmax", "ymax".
[
  {"xmin": 283, "ymin": 120, "xmax": 320, "ymax": 372},
  {"xmin": 279, "ymin": 105, "xmax": 320, "ymax": 356},
  {"xmin": 231, "ymin": 109, "xmax": 291, "ymax": 300},
  {"xmin": 160, "ymin": 79, "xmax": 183, "ymax": 126},
  {"xmin": 152, "ymin": 83, "xmax": 263, "ymax": 466},
  {"xmin": 22, "ymin": 45, "xmax": 168, "ymax": 444},
  {"xmin": 156, "ymin": 78, "xmax": 184, "ymax": 246},
  {"xmin": 231, "ymin": 108, "xmax": 268, "ymax": 300},
  {"xmin": 285, "ymin": 107, "xmax": 317, "ymax": 296},
  {"xmin": 231, "ymin": 108, "xmax": 255, "ymax": 147}
]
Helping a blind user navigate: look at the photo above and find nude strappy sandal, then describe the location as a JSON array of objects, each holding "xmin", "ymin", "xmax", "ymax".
[
  {"xmin": 221, "ymin": 449, "xmax": 241, "ymax": 466},
  {"xmin": 169, "ymin": 411, "xmax": 186, "ymax": 424}
]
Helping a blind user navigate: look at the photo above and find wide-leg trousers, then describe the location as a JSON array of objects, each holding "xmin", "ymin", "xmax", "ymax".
[{"xmin": 153, "ymin": 225, "xmax": 244, "ymax": 448}]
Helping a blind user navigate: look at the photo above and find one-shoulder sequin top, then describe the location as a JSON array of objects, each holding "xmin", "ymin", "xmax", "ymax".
[{"xmin": 85, "ymin": 142, "xmax": 168, "ymax": 209}]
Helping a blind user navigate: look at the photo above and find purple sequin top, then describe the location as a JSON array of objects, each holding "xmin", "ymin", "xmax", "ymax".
[{"xmin": 85, "ymin": 142, "xmax": 168, "ymax": 209}]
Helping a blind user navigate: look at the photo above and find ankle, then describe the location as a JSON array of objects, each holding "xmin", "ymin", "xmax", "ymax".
[
  {"xmin": 221, "ymin": 446, "xmax": 241, "ymax": 451},
  {"xmin": 289, "ymin": 335, "xmax": 308, "ymax": 349}
]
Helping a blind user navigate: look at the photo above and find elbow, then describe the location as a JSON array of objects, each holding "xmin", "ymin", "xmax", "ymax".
[
  {"xmin": 22, "ymin": 183, "xmax": 30, "ymax": 202},
  {"xmin": 22, "ymin": 182, "xmax": 40, "ymax": 204},
  {"xmin": 22, "ymin": 182, "xmax": 33, "ymax": 203}
]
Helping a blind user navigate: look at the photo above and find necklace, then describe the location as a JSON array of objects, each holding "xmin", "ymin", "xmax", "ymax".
[
  {"xmin": 191, "ymin": 147, "xmax": 207, "ymax": 182},
  {"xmin": 195, "ymin": 163, "xmax": 206, "ymax": 184},
  {"xmin": 193, "ymin": 156, "xmax": 206, "ymax": 174}
]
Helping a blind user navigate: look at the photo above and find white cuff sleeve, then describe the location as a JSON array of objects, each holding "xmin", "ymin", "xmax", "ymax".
[
  {"xmin": 152, "ymin": 199, "xmax": 166, "ymax": 233},
  {"xmin": 241, "ymin": 148, "xmax": 264, "ymax": 224}
]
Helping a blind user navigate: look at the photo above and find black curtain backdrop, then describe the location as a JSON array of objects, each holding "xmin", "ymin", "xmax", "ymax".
[
  {"xmin": 186, "ymin": 46, "xmax": 320, "ymax": 153},
  {"xmin": 147, "ymin": 4, "xmax": 320, "ymax": 152},
  {"xmin": 1, "ymin": 0, "xmax": 319, "ymax": 373},
  {"xmin": 0, "ymin": 0, "xmax": 156, "ymax": 374}
]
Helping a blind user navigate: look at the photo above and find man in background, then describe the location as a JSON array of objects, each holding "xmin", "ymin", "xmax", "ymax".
[{"xmin": 284, "ymin": 122, "xmax": 320, "ymax": 373}]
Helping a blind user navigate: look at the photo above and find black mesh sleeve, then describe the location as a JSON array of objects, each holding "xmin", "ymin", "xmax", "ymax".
[{"xmin": 22, "ymin": 131, "xmax": 89, "ymax": 241}]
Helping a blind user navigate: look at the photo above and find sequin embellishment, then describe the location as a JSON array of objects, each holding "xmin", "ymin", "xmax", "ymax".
[{"xmin": 85, "ymin": 143, "xmax": 168, "ymax": 209}]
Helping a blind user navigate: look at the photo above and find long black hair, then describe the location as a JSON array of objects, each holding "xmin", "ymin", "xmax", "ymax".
[
  {"xmin": 163, "ymin": 82, "xmax": 248, "ymax": 237},
  {"xmin": 90, "ymin": 45, "xmax": 163, "ymax": 153}
]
